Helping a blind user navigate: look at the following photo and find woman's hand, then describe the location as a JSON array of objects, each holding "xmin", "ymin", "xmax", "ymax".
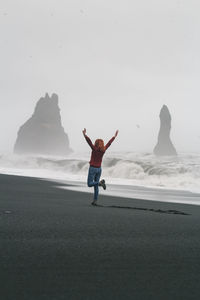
[
  {"xmin": 82, "ymin": 128, "xmax": 86, "ymax": 136},
  {"xmin": 114, "ymin": 130, "xmax": 119, "ymax": 138}
]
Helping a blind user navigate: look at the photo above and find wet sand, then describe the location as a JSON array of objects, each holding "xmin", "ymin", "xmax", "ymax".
[{"xmin": 1, "ymin": 174, "xmax": 200, "ymax": 300}]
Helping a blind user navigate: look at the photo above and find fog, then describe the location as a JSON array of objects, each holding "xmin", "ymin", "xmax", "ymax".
[{"xmin": 1, "ymin": 0, "xmax": 200, "ymax": 153}]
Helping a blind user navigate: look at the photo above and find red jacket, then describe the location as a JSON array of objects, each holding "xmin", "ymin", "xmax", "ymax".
[{"xmin": 84, "ymin": 135, "xmax": 115, "ymax": 167}]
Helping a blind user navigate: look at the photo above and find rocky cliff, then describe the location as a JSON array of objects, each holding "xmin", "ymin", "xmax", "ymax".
[
  {"xmin": 154, "ymin": 105, "xmax": 177, "ymax": 156},
  {"xmin": 14, "ymin": 93, "xmax": 72, "ymax": 156}
]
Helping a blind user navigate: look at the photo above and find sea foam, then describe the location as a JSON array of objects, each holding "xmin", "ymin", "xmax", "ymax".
[{"xmin": 0, "ymin": 151, "xmax": 200, "ymax": 194}]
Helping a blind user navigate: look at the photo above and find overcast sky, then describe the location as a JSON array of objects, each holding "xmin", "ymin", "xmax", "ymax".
[{"xmin": 1, "ymin": 0, "xmax": 200, "ymax": 153}]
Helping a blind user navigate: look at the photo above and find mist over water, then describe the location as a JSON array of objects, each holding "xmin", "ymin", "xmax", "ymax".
[{"xmin": 1, "ymin": 1, "xmax": 200, "ymax": 154}]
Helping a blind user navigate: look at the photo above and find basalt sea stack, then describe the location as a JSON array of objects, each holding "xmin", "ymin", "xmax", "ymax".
[
  {"xmin": 154, "ymin": 105, "xmax": 177, "ymax": 156},
  {"xmin": 14, "ymin": 93, "xmax": 72, "ymax": 156}
]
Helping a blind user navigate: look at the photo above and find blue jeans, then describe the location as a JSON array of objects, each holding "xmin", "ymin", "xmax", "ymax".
[{"xmin": 87, "ymin": 166, "xmax": 102, "ymax": 200}]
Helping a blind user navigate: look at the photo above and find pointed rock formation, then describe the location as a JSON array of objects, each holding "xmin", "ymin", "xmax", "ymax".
[
  {"xmin": 154, "ymin": 105, "xmax": 177, "ymax": 156},
  {"xmin": 14, "ymin": 93, "xmax": 72, "ymax": 156}
]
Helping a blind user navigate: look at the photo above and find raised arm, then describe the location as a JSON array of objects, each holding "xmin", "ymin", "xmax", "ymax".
[
  {"xmin": 82, "ymin": 128, "xmax": 95, "ymax": 150},
  {"xmin": 105, "ymin": 130, "xmax": 119, "ymax": 150}
]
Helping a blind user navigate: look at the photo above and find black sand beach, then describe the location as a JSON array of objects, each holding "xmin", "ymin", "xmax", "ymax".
[{"xmin": 1, "ymin": 174, "xmax": 200, "ymax": 300}]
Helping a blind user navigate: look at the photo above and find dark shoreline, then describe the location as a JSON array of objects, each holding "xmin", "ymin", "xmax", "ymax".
[{"xmin": 1, "ymin": 173, "xmax": 200, "ymax": 300}]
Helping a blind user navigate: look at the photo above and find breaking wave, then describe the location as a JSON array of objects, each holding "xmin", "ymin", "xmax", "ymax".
[{"xmin": 0, "ymin": 152, "xmax": 200, "ymax": 193}]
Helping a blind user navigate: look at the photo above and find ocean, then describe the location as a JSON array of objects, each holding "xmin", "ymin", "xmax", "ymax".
[{"xmin": 1, "ymin": 151, "xmax": 200, "ymax": 204}]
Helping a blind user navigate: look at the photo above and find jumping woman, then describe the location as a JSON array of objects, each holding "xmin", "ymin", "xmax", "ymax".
[{"xmin": 82, "ymin": 128, "xmax": 119, "ymax": 205}]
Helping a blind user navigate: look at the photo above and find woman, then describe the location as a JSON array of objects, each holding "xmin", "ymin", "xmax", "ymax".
[{"xmin": 82, "ymin": 128, "xmax": 119, "ymax": 205}]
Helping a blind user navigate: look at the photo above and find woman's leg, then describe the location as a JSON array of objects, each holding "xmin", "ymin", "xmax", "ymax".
[
  {"xmin": 87, "ymin": 167, "xmax": 102, "ymax": 202},
  {"xmin": 87, "ymin": 167, "xmax": 95, "ymax": 187},
  {"xmin": 93, "ymin": 168, "xmax": 102, "ymax": 200},
  {"xmin": 87, "ymin": 167, "xmax": 99, "ymax": 187}
]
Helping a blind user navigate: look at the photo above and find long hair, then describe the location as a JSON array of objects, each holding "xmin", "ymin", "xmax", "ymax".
[{"xmin": 95, "ymin": 139, "xmax": 105, "ymax": 152}]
